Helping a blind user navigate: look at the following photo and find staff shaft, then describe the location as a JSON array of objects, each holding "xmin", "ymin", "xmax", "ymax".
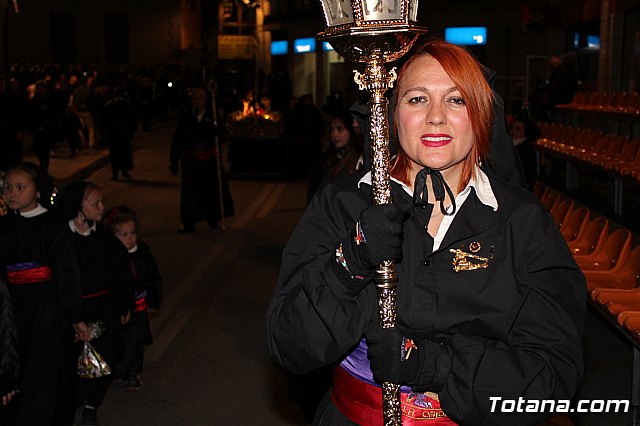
[
  {"xmin": 208, "ymin": 81, "xmax": 226, "ymax": 232},
  {"xmin": 355, "ymin": 53, "xmax": 401, "ymax": 425}
]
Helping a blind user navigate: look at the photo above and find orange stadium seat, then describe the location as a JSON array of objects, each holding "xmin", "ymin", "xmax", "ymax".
[
  {"xmin": 589, "ymin": 245, "xmax": 640, "ymax": 297},
  {"xmin": 574, "ymin": 228, "xmax": 632, "ymax": 272},
  {"xmin": 551, "ymin": 199, "xmax": 574, "ymax": 228},
  {"xmin": 568, "ymin": 217, "xmax": 609, "ymax": 256},
  {"xmin": 539, "ymin": 187, "xmax": 562, "ymax": 212},
  {"xmin": 604, "ymin": 138, "xmax": 639, "ymax": 173},
  {"xmin": 622, "ymin": 315, "xmax": 640, "ymax": 342},
  {"xmin": 560, "ymin": 207, "xmax": 590, "ymax": 242},
  {"xmin": 591, "ymin": 135, "xmax": 626, "ymax": 168}
]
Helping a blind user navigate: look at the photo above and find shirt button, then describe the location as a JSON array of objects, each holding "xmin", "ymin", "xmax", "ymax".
[{"xmin": 424, "ymin": 259, "xmax": 430, "ymax": 267}]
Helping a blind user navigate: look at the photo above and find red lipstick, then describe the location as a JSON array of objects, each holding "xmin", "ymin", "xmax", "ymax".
[{"xmin": 421, "ymin": 134, "xmax": 452, "ymax": 147}]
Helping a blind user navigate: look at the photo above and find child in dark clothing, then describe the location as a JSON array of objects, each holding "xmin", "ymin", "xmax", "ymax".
[{"xmin": 103, "ymin": 206, "xmax": 162, "ymax": 391}]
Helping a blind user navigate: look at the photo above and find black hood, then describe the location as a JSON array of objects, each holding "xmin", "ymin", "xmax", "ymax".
[{"xmin": 54, "ymin": 181, "xmax": 90, "ymax": 222}]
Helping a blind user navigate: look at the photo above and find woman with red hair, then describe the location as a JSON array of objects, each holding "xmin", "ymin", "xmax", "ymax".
[{"xmin": 268, "ymin": 39, "xmax": 585, "ymax": 425}]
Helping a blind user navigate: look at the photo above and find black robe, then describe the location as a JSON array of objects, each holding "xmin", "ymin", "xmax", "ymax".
[
  {"xmin": 0, "ymin": 209, "xmax": 83, "ymax": 425},
  {"xmin": 0, "ymin": 277, "xmax": 18, "ymax": 401},
  {"xmin": 130, "ymin": 241, "xmax": 162, "ymax": 310},
  {"xmin": 69, "ymin": 224, "xmax": 134, "ymax": 408},
  {"xmin": 170, "ymin": 110, "xmax": 234, "ymax": 228},
  {"xmin": 267, "ymin": 172, "xmax": 586, "ymax": 425}
]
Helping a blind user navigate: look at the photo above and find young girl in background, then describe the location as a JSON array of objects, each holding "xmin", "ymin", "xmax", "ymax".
[
  {"xmin": 103, "ymin": 205, "xmax": 162, "ymax": 391},
  {"xmin": 0, "ymin": 162, "xmax": 87, "ymax": 426},
  {"xmin": 55, "ymin": 181, "xmax": 133, "ymax": 426},
  {"xmin": 307, "ymin": 110, "xmax": 364, "ymax": 202}
]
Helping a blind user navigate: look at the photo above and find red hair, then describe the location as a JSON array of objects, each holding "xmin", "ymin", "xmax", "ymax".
[{"xmin": 390, "ymin": 39, "xmax": 494, "ymax": 192}]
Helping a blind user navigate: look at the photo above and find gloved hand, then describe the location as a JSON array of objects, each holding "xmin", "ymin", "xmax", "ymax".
[
  {"xmin": 169, "ymin": 165, "xmax": 178, "ymax": 175},
  {"xmin": 366, "ymin": 326, "xmax": 423, "ymax": 386},
  {"xmin": 341, "ymin": 203, "xmax": 407, "ymax": 278},
  {"xmin": 366, "ymin": 326, "xmax": 446, "ymax": 391}
]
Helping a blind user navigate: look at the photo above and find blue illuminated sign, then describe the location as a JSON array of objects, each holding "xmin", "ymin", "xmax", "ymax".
[
  {"xmin": 294, "ymin": 37, "xmax": 316, "ymax": 54},
  {"xmin": 271, "ymin": 40, "xmax": 288, "ymax": 56},
  {"xmin": 444, "ymin": 27, "xmax": 487, "ymax": 46},
  {"xmin": 586, "ymin": 35, "xmax": 600, "ymax": 49},
  {"xmin": 322, "ymin": 42, "xmax": 334, "ymax": 52}
]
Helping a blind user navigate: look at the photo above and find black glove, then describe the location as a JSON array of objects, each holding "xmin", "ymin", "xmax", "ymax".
[
  {"xmin": 366, "ymin": 326, "xmax": 446, "ymax": 391},
  {"xmin": 342, "ymin": 203, "xmax": 407, "ymax": 278},
  {"xmin": 169, "ymin": 165, "xmax": 178, "ymax": 175}
]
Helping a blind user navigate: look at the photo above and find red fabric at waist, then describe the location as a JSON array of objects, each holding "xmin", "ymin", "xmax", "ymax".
[
  {"xmin": 133, "ymin": 296, "xmax": 148, "ymax": 313},
  {"xmin": 184, "ymin": 149, "xmax": 216, "ymax": 160},
  {"xmin": 82, "ymin": 288, "xmax": 112, "ymax": 299},
  {"xmin": 332, "ymin": 366, "xmax": 456, "ymax": 425},
  {"xmin": 7, "ymin": 266, "xmax": 52, "ymax": 285}
]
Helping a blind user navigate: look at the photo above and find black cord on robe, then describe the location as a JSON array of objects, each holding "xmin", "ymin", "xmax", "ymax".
[{"xmin": 412, "ymin": 167, "xmax": 457, "ymax": 216}]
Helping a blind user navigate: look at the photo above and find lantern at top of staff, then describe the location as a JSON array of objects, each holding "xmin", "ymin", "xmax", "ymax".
[{"xmin": 317, "ymin": 0, "xmax": 427, "ymax": 63}]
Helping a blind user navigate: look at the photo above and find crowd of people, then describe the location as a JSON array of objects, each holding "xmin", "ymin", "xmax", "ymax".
[
  {"xmin": 0, "ymin": 163, "xmax": 162, "ymax": 426},
  {"xmin": 0, "ymin": 62, "xmax": 207, "ymax": 178}
]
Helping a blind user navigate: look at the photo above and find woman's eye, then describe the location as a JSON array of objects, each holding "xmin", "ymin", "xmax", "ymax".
[
  {"xmin": 408, "ymin": 96, "xmax": 427, "ymax": 104},
  {"xmin": 449, "ymin": 97, "xmax": 466, "ymax": 105}
]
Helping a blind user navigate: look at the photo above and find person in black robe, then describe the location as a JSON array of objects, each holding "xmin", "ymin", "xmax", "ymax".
[
  {"xmin": 508, "ymin": 116, "xmax": 540, "ymax": 190},
  {"xmin": 169, "ymin": 87, "xmax": 234, "ymax": 233},
  {"xmin": 102, "ymin": 87, "xmax": 137, "ymax": 180},
  {"xmin": 0, "ymin": 162, "xmax": 87, "ymax": 426},
  {"xmin": 267, "ymin": 40, "xmax": 585, "ymax": 425},
  {"xmin": 103, "ymin": 205, "xmax": 162, "ymax": 391},
  {"xmin": 54, "ymin": 181, "xmax": 133, "ymax": 426},
  {"xmin": 27, "ymin": 81, "xmax": 58, "ymax": 176},
  {"xmin": 0, "ymin": 76, "xmax": 25, "ymax": 171},
  {"xmin": 0, "ymin": 275, "xmax": 18, "ymax": 425}
]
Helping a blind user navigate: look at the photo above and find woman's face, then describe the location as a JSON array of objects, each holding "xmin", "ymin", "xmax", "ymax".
[
  {"xmin": 395, "ymin": 55, "xmax": 474, "ymax": 182},
  {"xmin": 82, "ymin": 188, "xmax": 105, "ymax": 222},
  {"xmin": 4, "ymin": 169, "xmax": 38, "ymax": 213},
  {"xmin": 509, "ymin": 120, "xmax": 526, "ymax": 140},
  {"xmin": 330, "ymin": 117, "xmax": 351, "ymax": 149},
  {"xmin": 114, "ymin": 220, "xmax": 137, "ymax": 251}
]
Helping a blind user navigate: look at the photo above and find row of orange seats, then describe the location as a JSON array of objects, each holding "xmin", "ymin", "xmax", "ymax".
[
  {"xmin": 535, "ymin": 122, "xmax": 640, "ymax": 181},
  {"xmin": 555, "ymin": 90, "xmax": 640, "ymax": 117},
  {"xmin": 535, "ymin": 182, "xmax": 640, "ymax": 341}
]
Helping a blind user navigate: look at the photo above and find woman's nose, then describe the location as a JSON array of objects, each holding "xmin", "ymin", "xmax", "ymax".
[{"xmin": 425, "ymin": 102, "xmax": 445, "ymax": 125}]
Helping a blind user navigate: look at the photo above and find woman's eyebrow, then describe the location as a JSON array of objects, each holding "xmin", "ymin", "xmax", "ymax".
[{"xmin": 400, "ymin": 86, "xmax": 459, "ymax": 98}]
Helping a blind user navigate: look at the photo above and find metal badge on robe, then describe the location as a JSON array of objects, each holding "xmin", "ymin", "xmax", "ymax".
[{"xmin": 449, "ymin": 241, "xmax": 490, "ymax": 272}]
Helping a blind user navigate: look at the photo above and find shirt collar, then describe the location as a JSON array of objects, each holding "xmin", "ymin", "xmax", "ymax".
[
  {"xmin": 68, "ymin": 219, "xmax": 97, "ymax": 236},
  {"xmin": 19, "ymin": 204, "xmax": 48, "ymax": 218},
  {"xmin": 357, "ymin": 167, "xmax": 498, "ymax": 211}
]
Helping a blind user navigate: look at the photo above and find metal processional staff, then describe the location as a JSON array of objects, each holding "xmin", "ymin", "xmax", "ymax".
[{"xmin": 316, "ymin": 0, "xmax": 427, "ymax": 424}]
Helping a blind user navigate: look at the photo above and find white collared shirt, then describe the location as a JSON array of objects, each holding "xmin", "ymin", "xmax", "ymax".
[
  {"xmin": 358, "ymin": 167, "xmax": 498, "ymax": 251},
  {"xmin": 68, "ymin": 219, "xmax": 97, "ymax": 237},
  {"xmin": 20, "ymin": 204, "xmax": 48, "ymax": 218}
]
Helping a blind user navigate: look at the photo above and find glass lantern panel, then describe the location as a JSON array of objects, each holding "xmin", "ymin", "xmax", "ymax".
[
  {"xmin": 321, "ymin": 0, "xmax": 354, "ymax": 27},
  {"xmin": 409, "ymin": 0, "xmax": 418, "ymax": 21},
  {"xmin": 361, "ymin": 0, "xmax": 404, "ymax": 22}
]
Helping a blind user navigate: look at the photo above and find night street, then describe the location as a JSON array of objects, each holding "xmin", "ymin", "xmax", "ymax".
[{"xmin": 65, "ymin": 123, "xmax": 310, "ymax": 425}]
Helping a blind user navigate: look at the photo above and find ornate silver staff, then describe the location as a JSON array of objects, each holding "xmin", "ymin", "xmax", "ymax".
[
  {"xmin": 317, "ymin": 1, "xmax": 426, "ymax": 424},
  {"xmin": 207, "ymin": 80, "xmax": 226, "ymax": 232}
]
